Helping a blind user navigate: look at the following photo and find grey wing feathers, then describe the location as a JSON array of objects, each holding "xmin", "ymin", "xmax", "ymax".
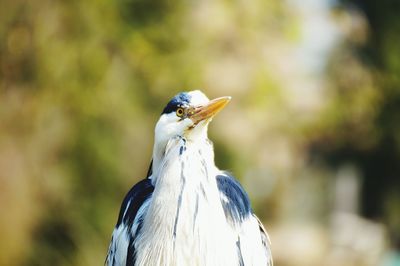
[
  {"xmin": 106, "ymin": 178, "xmax": 154, "ymax": 266},
  {"xmin": 216, "ymin": 172, "xmax": 273, "ymax": 266}
]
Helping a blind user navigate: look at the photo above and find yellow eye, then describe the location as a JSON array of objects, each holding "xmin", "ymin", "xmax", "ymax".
[{"xmin": 176, "ymin": 107, "xmax": 184, "ymax": 117}]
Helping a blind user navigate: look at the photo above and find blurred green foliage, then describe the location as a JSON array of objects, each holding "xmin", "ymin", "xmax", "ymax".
[
  {"xmin": 0, "ymin": 0, "xmax": 399, "ymax": 265},
  {"xmin": 314, "ymin": 0, "xmax": 400, "ymax": 249}
]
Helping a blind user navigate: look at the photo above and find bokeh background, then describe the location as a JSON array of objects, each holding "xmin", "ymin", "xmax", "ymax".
[{"xmin": 1, "ymin": 0, "xmax": 399, "ymax": 265}]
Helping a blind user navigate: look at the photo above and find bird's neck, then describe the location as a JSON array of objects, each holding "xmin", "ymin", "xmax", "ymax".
[
  {"xmin": 151, "ymin": 143, "xmax": 165, "ymax": 180},
  {"xmin": 151, "ymin": 138, "xmax": 209, "ymax": 180},
  {"xmin": 135, "ymin": 136, "xmax": 237, "ymax": 265},
  {"xmin": 151, "ymin": 125, "xmax": 209, "ymax": 180}
]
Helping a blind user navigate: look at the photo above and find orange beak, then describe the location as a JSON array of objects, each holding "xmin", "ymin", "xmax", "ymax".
[{"xmin": 189, "ymin": 96, "xmax": 231, "ymax": 125}]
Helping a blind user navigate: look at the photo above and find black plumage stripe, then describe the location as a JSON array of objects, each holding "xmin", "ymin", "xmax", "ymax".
[
  {"xmin": 126, "ymin": 237, "xmax": 135, "ymax": 266},
  {"xmin": 146, "ymin": 160, "xmax": 153, "ymax": 178},
  {"xmin": 115, "ymin": 178, "xmax": 154, "ymax": 228},
  {"xmin": 216, "ymin": 172, "xmax": 252, "ymax": 223},
  {"xmin": 236, "ymin": 237, "xmax": 245, "ymax": 266},
  {"xmin": 106, "ymin": 170, "xmax": 154, "ymax": 266},
  {"xmin": 161, "ymin": 92, "xmax": 191, "ymax": 114},
  {"xmin": 122, "ymin": 180, "xmax": 153, "ymax": 266}
]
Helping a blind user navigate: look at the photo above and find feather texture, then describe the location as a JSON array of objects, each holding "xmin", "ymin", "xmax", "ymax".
[
  {"xmin": 106, "ymin": 178, "xmax": 154, "ymax": 266},
  {"xmin": 216, "ymin": 173, "xmax": 273, "ymax": 266},
  {"xmin": 106, "ymin": 138, "xmax": 272, "ymax": 266}
]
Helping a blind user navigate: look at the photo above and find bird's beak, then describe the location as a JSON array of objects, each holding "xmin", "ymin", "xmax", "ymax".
[{"xmin": 189, "ymin": 96, "xmax": 231, "ymax": 125}]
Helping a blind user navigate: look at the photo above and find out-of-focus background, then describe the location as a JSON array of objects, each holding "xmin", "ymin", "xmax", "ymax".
[{"xmin": 1, "ymin": 0, "xmax": 399, "ymax": 265}]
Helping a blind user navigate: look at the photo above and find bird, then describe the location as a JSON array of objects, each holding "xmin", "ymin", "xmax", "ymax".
[{"xmin": 106, "ymin": 90, "xmax": 272, "ymax": 266}]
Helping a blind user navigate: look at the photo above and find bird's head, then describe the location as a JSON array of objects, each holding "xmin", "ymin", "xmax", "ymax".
[{"xmin": 154, "ymin": 90, "xmax": 230, "ymax": 149}]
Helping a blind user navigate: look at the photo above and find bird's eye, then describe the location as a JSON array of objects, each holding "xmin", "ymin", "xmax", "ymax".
[{"xmin": 176, "ymin": 107, "xmax": 184, "ymax": 117}]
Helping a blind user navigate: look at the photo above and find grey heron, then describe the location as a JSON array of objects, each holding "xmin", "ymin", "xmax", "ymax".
[{"xmin": 106, "ymin": 90, "xmax": 272, "ymax": 266}]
